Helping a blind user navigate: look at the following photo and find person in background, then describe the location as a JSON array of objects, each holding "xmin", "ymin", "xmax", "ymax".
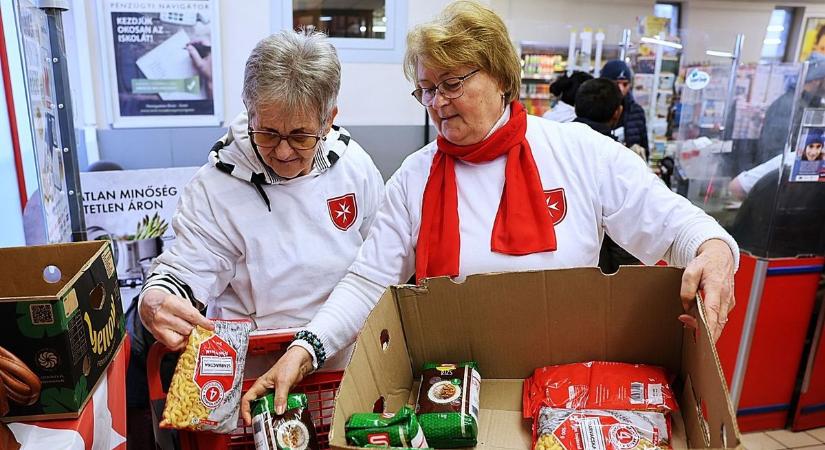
[
  {"xmin": 572, "ymin": 78, "xmax": 623, "ymax": 139},
  {"xmin": 601, "ymin": 59, "xmax": 649, "ymax": 158},
  {"xmin": 573, "ymin": 78, "xmax": 642, "ymax": 273},
  {"xmin": 728, "ymin": 53, "xmax": 825, "ymax": 200},
  {"xmin": 542, "ymin": 71, "xmax": 593, "ymax": 123},
  {"xmin": 802, "ymin": 131, "xmax": 824, "ymax": 161},
  {"xmin": 242, "ymin": 1, "xmax": 739, "ymax": 420}
]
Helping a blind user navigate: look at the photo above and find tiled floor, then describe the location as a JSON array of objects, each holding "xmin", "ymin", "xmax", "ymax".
[{"xmin": 743, "ymin": 427, "xmax": 825, "ymax": 450}]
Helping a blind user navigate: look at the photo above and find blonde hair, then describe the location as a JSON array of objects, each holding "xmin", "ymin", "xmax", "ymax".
[{"xmin": 404, "ymin": 1, "xmax": 521, "ymax": 103}]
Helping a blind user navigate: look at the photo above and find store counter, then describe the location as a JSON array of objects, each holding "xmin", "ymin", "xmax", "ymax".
[{"xmin": 7, "ymin": 337, "xmax": 129, "ymax": 450}]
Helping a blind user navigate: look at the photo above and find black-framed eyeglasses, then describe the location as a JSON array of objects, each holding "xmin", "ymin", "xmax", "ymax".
[
  {"xmin": 247, "ymin": 128, "xmax": 323, "ymax": 151},
  {"xmin": 411, "ymin": 69, "xmax": 480, "ymax": 106}
]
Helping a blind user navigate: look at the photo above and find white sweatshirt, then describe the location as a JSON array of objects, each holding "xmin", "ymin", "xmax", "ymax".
[
  {"xmin": 542, "ymin": 100, "xmax": 577, "ymax": 123},
  {"xmin": 305, "ymin": 109, "xmax": 740, "ymax": 364},
  {"xmin": 140, "ymin": 113, "xmax": 385, "ymax": 369}
]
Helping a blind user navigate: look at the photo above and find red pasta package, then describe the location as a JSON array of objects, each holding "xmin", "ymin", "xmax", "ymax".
[{"xmin": 523, "ymin": 362, "xmax": 678, "ymax": 419}]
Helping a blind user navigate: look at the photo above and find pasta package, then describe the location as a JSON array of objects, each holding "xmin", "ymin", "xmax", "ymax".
[
  {"xmin": 415, "ymin": 362, "xmax": 480, "ymax": 449},
  {"xmin": 160, "ymin": 320, "xmax": 252, "ymax": 432},
  {"xmin": 345, "ymin": 406, "xmax": 429, "ymax": 448},
  {"xmin": 523, "ymin": 362, "xmax": 678, "ymax": 419},
  {"xmin": 251, "ymin": 392, "xmax": 319, "ymax": 450},
  {"xmin": 534, "ymin": 407, "xmax": 671, "ymax": 450}
]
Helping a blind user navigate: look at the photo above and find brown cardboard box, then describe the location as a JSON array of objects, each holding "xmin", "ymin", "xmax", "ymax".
[
  {"xmin": 0, "ymin": 241, "xmax": 126, "ymax": 421},
  {"xmin": 330, "ymin": 267, "xmax": 742, "ymax": 449}
]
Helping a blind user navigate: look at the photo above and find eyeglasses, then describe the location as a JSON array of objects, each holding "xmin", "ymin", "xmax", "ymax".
[
  {"xmin": 248, "ymin": 128, "xmax": 322, "ymax": 151},
  {"xmin": 411, "ymin": 69, "xmax": 480, "ymax": 106}
]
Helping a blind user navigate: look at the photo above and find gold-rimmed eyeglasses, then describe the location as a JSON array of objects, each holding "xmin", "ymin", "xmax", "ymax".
[
  {"xmin": 411, "ymin": 69, "xmax": 480, "ymax": 106},
  {"xmin": 247, "ymin": 128, "xmax": 322, "ymax": 151}
]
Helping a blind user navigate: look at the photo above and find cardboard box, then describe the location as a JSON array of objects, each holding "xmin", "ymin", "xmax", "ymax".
[
  {"xmin": 0, "ymin": 241, "xmax": 126, "ymax": 420},
  {"xmin": 329, "ymin": 267, "xmax": 742, "ymax": 449}
]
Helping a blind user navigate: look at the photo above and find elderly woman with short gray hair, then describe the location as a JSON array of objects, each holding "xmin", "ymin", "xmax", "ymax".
[{"xmin": 137, "ymin": 30, "xmax": 385, "ymax": 373}]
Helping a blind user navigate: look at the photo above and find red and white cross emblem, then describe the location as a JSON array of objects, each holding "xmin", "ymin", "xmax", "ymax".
[
  {"xmin": 543, "ymin": 188, "xmax": 567, "ymax": 225},
  {"xmin": 327, "ymin": 193, "xmax": 358, "ymax": 231}
]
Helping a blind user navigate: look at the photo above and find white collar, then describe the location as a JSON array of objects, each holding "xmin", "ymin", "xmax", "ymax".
[{"xmin": 484, "ymin": 104, "xmax": 511, "ymax": 140}]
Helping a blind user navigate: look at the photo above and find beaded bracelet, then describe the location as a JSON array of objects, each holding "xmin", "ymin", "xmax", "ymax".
[{"xmin": 294, "ymin": 330, "xmax": 327, "ymax": 369}]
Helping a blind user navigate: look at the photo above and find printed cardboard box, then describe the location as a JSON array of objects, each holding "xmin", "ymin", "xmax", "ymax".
[
  {"xmin": 0, "ymin": 241, "xmax": 126, "ymax": 420},
  {"xmin": 330, "ymin": 267, "xmax": 743, "ymax": 449}
]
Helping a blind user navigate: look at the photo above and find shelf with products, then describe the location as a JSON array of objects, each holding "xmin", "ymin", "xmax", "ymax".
[
  {"xmin": 520, "ymin": 40, "xmax": 624, "ymax": 77},
  {"xmin": 522, "ymin": 74, "xmax": 558, "ymax": 81},
  {"xmin": 520, "ymin": 80, "xmax": 553, "ymax": 116},
  {"xmin": 522, "ymin": 97, "xmax": 553, "ymax": 116}
]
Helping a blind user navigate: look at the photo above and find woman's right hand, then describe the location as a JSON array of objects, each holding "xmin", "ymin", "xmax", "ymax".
[{"xmin": 138, "ymin": 288, "xmax": 214, "ymax": 351}]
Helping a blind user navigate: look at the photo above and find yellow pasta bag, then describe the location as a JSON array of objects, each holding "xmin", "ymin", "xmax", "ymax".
[{"xmin": 160, "ymin": 320, "xmax": 252, "ymax": 433}]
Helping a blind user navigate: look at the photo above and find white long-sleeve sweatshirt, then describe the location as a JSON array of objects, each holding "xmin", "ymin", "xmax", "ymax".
[
  {"xmin": 303, "ymin": 108, "xmax": 740, "ymax": 365},
  {"xmin": 140, "ymin": 112, "xmax": 385, "ymax": 369}
]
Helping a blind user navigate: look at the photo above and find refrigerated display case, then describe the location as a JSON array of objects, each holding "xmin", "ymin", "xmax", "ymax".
[{"xmin": 674, "ymin": 58, "xmax": 825, "ymax": 431}]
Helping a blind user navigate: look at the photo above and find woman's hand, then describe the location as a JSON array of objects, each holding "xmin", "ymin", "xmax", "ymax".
[
  {"xmin": 240, "ymin": 346, "xmax": 314, "ymax": 425},
  {"xmin": 138, "ymin": 288, "xmax": 214, "ymax": 351},
  {"xmin": 679, "ymin": 239, "xmax": 736, "ymax": 342}
]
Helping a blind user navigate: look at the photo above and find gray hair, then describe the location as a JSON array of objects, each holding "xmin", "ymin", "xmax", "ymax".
[{"xmin": 242, "ymin": 29, "xmax": 341, "ymax": 126}]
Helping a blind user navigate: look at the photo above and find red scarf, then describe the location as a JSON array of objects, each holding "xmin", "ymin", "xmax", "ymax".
[{"xmin": 415, "ymin": 101, "xmax": 557, "ymax": 283}]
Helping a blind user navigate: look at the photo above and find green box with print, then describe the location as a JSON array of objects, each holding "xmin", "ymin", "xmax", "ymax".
[{"xmin": 0, "ymin": 241, "xmax": 125, "ymax": 420}]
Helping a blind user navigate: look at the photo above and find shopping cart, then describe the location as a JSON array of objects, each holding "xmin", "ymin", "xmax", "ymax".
[{"xmin": 147, "ymin": 331, "xmax": 343, "ymax": 450}]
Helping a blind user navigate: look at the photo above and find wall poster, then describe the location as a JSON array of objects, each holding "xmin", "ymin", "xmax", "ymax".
[{"xmin": 99, "ymin": 0, "xmax": 222, "ymax": 128}]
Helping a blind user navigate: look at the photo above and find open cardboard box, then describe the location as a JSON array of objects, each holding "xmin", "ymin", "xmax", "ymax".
[
  {"xmin": 329, "ymin": 267, "xmax": 742, "ymax": 449},
  {"xmin": 0, "ymin": 241, "xmax": 126, "ymax": 420}
]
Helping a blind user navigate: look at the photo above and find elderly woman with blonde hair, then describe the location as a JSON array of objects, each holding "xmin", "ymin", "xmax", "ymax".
[
  {"xmin": 242, "ymin": 1, "xmax": 739, "ymax": 419},
  {"xmin": 138, "ymin": 29, "xmax": 384, "ymax": 370}
]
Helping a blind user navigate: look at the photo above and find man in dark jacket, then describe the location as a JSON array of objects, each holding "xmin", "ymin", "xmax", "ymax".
[
  {"xmin": 573, "ymin": 78, "xmax": 624, "ymax": 138},
  {"xmin": 574, "ymin": 78, "xmax": 642, "ymax": 274},
  {"xmin": 601, "ymin": 60, "xmax": 649, "ymax": 159}
]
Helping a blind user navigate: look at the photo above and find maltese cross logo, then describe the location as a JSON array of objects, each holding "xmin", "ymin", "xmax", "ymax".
[
  {"xmin": 543, "ymin": 188, "xmax": 567, "ymax": 225},
  {"xmin": 327, "ymin": 193, "xmax": 358, "ymax": 231}
]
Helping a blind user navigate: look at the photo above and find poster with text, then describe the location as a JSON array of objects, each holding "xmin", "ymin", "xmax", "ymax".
[
  {"xmin": 798, "ymin": 17, "xmax": 825, "ymax": 62},
  {"xmin": 790, "ymin": 127, "xmax": 825, "ymax": 182},
  {"xmin": 81, "ymin": 167, "xmax": 197, "ymax": 286},
  {"xmin": 16, "ymin": 0, "xmax": 72, "ymax": 243},
  {"xmin": 100, "ymin": 0, "xmax": 222, "ymax": 127}
]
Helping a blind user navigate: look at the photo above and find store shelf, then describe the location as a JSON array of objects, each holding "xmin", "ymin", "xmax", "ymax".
[{"xmin": 522, "ymin": 74, "xmax": 557, "ymax": 81}]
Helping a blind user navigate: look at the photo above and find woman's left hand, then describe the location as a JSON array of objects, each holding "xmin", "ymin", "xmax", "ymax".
[
  {"xmin": 240, "ymin": 346, "xmax": 314, "ymax": 425},
  {"xmin": 679, "ymin": 239, "xmax": 736, "ymax": 342}
]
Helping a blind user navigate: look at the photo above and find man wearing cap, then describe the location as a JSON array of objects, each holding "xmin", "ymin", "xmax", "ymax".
[{"xmin": 601, "ymin": 59, "xmax": 649, "ymax": 158}]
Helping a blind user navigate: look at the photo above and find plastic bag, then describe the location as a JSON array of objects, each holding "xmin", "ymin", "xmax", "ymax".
[
  {"xmin": 523, "ymin": 362, "xmax": 678, "ymax": 419},
  {"xmin": 252, "ymin": 392, "xmax": 319, "ymax": 450},
  {"xmin": 160, "ymin": 320, "xmax": 251, "ymax": 432},
  {"xmin": 345, "ymin": 405, "xmax": 428, "ymax": 447},
  {"xmin": 534, "ymin": 407, "xmax": 671, "ymax": 450}
]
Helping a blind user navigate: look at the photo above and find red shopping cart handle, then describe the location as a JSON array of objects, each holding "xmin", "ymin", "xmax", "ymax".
[{"xmin": 146, "ymin": 332, "xmax": 343, "ymax": 450}]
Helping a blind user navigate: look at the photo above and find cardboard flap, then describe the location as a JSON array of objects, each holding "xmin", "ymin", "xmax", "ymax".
[
  {"xmin": 396, "ymin": 267, "xmax": 685, "ymax": 378},
  {"xmin": 330, "ymin": 289, "xmax": 414, "ymax": 444},
  {"xmin": 681, "ymin": 297, "xmax": 741, "ymax": 448}
]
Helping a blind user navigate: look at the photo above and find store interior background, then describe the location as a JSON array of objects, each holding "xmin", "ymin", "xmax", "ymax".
[{"xmin": 2, "ymin": 0, "xmax": 825, "ymax": 248}]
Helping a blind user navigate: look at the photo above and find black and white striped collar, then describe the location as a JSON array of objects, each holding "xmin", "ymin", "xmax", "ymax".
[{"xmin": 209, "ymin": 123, "xmax": 352, "ymax": 211}]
